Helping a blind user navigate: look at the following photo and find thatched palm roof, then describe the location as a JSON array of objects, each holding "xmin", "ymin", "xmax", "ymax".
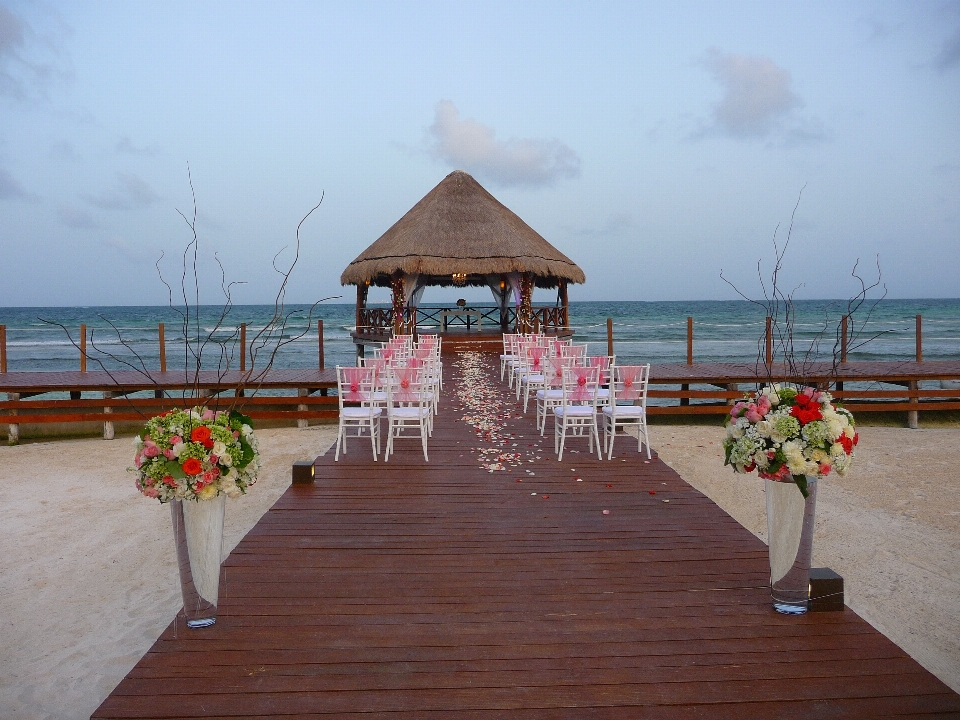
[{"xmin": 340, "ymin": 170, "xmax": 585, "ymax": 288}]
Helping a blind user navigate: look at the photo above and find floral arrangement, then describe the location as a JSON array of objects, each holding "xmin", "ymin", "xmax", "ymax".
[
  {"xmin": 723, "ymin": 385, "xmax": 858, "ymax": 497},
  {"xmin": 132, "ymin": 407, "xmax": 261, "ymax": 502}
]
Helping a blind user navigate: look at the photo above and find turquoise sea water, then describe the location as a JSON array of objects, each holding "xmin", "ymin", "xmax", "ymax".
[{"xmin": 1, "ymin": 299, "xmax": 957, "ymax": 373}]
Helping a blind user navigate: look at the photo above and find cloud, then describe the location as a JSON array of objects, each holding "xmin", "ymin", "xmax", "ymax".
[
  {"xmin": 100, "ymin": 236, "xmax": 149, "ymax": 264},
  {"xmin": 0, "ymin": 166, "xmax": 25, "ymax": 198},
  {"xmin": 57, "ymin": 204, "xmax": 98, "ymax": 228},
  {"xmin": 935, "ymin": 27, "xmax": 960, "ymax": 71},
  {"xmin": 116, "ymin": 135, "xmax": 159, "ymax": 155},
  {"xmin": 701, "ymin": 49, "xmax": 800, "ymax": 138},
  {"xmin": 83, "ymin": 172, "xmax": 158, "ymax": 210},
  {"xmin": 0, "ymin": 3, "xmax": 66, "ymax": 101},
  {"xmin": 427, "ymin": 100, "xmax": 581, "ymax": 187}
]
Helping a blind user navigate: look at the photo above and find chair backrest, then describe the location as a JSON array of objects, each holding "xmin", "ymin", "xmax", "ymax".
[
  {"xmin": 387, "ymin": 367, "xmax": 427, "ymax": 405},
  {"xmin": 545, "ymin": 356, "xmax": 575, "ymax": 388},
  {"xmin": 561, "ymin": 344, "xmax": 587, "ymax": 360},
  {"xmin": 588, "ymin": 355, "xmax": 616, "ymax": 383},
  {"xmin": 561, "ymin": 365, "xmax": 600, "ymax": 405},
  {"xmin": 337, "ymin": 366, "xmax": 377, "ymax": 408},
  {"xmin": 611, "ymin": 364, "xmax": 650, "ymax": 405},
  {"xmin": 524, "ymin": 345, "xmax": 547, "ymax": 374}
]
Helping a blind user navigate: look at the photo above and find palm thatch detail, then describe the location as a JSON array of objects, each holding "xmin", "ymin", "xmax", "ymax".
[{"xmin": 340, "ymin": 170, "xmax": 585, "ymax": 288}]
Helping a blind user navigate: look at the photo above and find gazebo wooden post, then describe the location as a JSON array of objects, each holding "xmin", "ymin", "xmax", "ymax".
[
  {"xmin": 559, "ymin": 280, "xmax": 569, "ymax": 330},
  {"xmin": 355, "ymin": 284, "xmax": 368, "ymax": 361}
]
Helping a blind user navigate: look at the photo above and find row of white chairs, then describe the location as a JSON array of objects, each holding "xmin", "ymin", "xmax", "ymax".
[
  {"xmin": 501, "ymin": 333, "xmax": 651, "ymax": 461},
  {"xmin": 334, "ymin": 337, "xmax": 442, "ymax": 462}
]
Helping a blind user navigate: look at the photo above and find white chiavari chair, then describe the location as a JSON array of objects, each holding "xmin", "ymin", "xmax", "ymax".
[
  {"xmin": 601, "ymin": 364, "xmax": 651, "ymax": 459},
  {"xmin": 384, "ymin": 366, "xmax": 432, "ymax": 461},
  {"xmin": 553, "ymin": 365, "xmax": 602, "ymax": 462},
  {"xmin": 335, "ymin": 366, "xmax": 382, "ymax": 461}
]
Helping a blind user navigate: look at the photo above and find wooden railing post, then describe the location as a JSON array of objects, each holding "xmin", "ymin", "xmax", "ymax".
[
  {"xmin": 318, "ymin": 319, "xmax": 325, "ymax": 369},
  {"xmin": 103, "ymin": 390, "xmax": 116, "ymax": 440},
  {"xmin": 80, "ymin": 324, "xmax": 87, "ymax": 372},
  {"xmin": 158, "ymin": 323, "xmax": 166, "ymax": 372},
  {"xmin": 840, "ymin": 315, "xmax": 848, "ymax": 363},
  {"xmin": 686, "ymin": 317, "xmax": 693, "ymax": 365},
  {"xmin": 0, "ymin": 324, "xmax": 6, "ymax": 373},
  {"xmin": 765, "ymin": 316, "xmax": 772, "ymax": 367},
  {"xmin": 916, "ymin": 314, "xmax": 923, "ymax": 363},
  {"xmin": 7, "ymin": 392, "xmax": 19, "ymax": 445},
  {"xmin": 297, "ymin": 387, "xmax": 309, "ymax": 429},
  {"xmin": 240, "ymin": 323, "xmax": 247, "ymax": 372},
  {"xmin": 606, "ymin": 318, "xmax": 613, "ymax": 357}
]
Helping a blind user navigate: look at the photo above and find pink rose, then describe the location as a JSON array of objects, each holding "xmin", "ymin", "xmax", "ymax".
[
  {"xmin": 135, "ymin": 454, "xmax": 142, "ymax": 468},
  {"xmin": 163, "ymin": 449, "xmax": 175, "ymax": 459},
  {"xmin": 144, "ymin": 487, "xmax": 159, "ymax": 498},
  {"xmin": 745, "ymin": 404, "xmax": 763, "ymax": 423},
  {"xmin": 170, "ymin": 435, "xmax": 183, "ymax": 445},
  {"xmin": 143, "ymin": 445, "xmax": 160, "ymax": 458},
  {"xmin": 202, "ymin": 409, "xmax": 215, "ymax": 420},
  {"xmin": 209, "ymin": 454, "xmax": 219, "ymax": 464}
]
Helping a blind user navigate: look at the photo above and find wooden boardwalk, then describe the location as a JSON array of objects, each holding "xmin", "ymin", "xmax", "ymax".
[{"xmin": 93, "ymin": 353, "xmax": 960, "ymax": 718}]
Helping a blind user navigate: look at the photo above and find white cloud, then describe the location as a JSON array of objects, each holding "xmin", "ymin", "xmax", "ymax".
[
  {"xmin": 0, "ymin": 166, "xmax": 25, "ymax": 199},
  {"xmin": 0, "ymin": 3, "xmax": 66, "ymax": 101},
  {"xmin": 702, "ymin": 49, "xmax": 800, "ymax": 138},
  {"xmin": 82, "ymin": 172, "xmax": 158, "ymax": 210},
  {"xmin": 116, "ymin": 136, "xmax": 159, "ymax": 155},
  {"xmin": 936, "ymin": 27, "xmax": 960, "ymax": 71},
  {"xmin": 427, "ymin": 100, "xmax": 580, "ymax": 187},
  {"xmin": 57, "ymin": 204, "xmax": 98, "ymax": 228}
]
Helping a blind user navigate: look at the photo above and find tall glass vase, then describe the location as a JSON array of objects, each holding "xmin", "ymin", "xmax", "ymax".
[
  {"xmin": 765, "ymin": 477, "xmax": 817, "ymax": 615},
  {"xmin": 170, "ymin": 495, "xmax": 225, "ymax": 628}
]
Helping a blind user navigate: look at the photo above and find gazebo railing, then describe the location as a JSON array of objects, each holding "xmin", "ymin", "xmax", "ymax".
[{"xmin": 357, "ymin": 306, "xmax": 569, "ymax": 336}]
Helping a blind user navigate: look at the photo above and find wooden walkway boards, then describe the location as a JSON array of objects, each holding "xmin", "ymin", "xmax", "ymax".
[{"xmin": 92, "ymin": 353, "xmax": 960, "ymax": 719}]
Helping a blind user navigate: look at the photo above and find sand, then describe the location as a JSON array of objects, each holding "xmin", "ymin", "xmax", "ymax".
[{"xmin": 2, "ymin": 423, "xmax": 958, "ymax": 719}]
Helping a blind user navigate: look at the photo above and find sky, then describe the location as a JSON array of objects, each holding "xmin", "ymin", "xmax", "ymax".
[{"xmin": 1, "ymin": 0, "xmax": 959, "ymax": 307}]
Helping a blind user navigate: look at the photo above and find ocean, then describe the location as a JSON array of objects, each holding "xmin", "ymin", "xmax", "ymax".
[{"xmin": 1, "ymin": 299, "xmax": 957, "ymax": 373}]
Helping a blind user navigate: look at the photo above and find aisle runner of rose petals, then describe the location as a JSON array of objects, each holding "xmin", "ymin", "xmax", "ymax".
[{"xmin": 452, "ymin": 352, "xmax": 545, "ymax": 473}]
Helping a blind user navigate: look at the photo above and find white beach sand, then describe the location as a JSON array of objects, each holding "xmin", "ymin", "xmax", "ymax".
[{"xmin": 1, "ymin": 423, "xmax": 958, "ymax": 719}]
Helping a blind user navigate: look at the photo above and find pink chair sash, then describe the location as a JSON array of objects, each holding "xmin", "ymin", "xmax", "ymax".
[
  {"xmin": 391, "ymin": 367, "xmax": 421, "ymax": 402},
  {"xmin": 569, "ymin": 366, "xmax": 594, "ymax": 403},
  {"xmin": 527, "ymin": 346, "xmax": 545, "ymax": 372},
  {"xmin": 617, "ymin": 366, "xmax": 644, "ymax": 401},
  {"xmin": 547, "ymin": 358, "xmax": 566, "ymax": 388},
  {"xmin": 341, "ymin": 367, "xmax": 369, "ymax": 402}
]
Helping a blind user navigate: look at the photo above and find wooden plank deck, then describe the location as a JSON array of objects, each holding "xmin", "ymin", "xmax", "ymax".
[{"xmin": 92, "ymin": 352, "xmax": 960, "ymax": 719}]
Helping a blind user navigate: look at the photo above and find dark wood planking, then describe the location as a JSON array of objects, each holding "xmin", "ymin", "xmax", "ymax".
[{"xmin": 92, "ymin": 353, "xmax": 960, "ymax": 719}]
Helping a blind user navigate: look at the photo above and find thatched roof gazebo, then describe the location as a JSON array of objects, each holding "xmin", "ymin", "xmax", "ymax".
[{"xmin": 342, "ymin": 170, "xmax": 585, "ymax": 348}]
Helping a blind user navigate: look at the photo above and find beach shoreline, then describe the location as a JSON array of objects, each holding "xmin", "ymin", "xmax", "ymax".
[{"xmin": 2, "ymin": 423, "xmax": 958, "ymax": 719}]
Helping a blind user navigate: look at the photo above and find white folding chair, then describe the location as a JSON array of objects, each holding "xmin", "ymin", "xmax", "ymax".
[
  {"xmin": 588, "ymin": 355, "xmax": 616, "ymax": 402},
  {"xmin": 384, "ymin": 366, "xmax": 432, "ymax": 462},
  {"xmin": 553, "ymin": 365, "xmax": 602, "ymax": 462},
  {"xmin": 335, "ymin": 366, "xmax": 382, "ymax": 461},
  {"xmin": 500, "ymin": 333, "xmax": 521, "ymax": 381},
  {"xmin": 602, "ymin": 364, "xmax": 651, "ymax": 459},
  {"xmin": 516, "ymin": 345, "xmax": 547, "ymax": 403},
  {"xmin": 536, "ymin": 356, "xmax": 573, "ymax": 435}
]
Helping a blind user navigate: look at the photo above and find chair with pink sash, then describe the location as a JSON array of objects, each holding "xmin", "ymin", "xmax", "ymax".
[
  {"xmin": 536, "ymin": 356, "xmax": 573, "ymax": 435},
  {"xmin": 516, "ymin": 345, "xmax": 547, "ymax": 405},
  {"xmin": 588, "ymin": 355, "xmax": 616, "ymax": 401},
  {"xmin": 384, "ymin": 366, "xmax": 432, "ymax": 461},
  {"xmin": 601, "ymin": 364, "xmax": 651, "ymax": 459},
  {"xmin": 553, "ymin": 365, "xmax": 602, "ymax": 461},
  {"xmin": 335, "ymin": 366, "xmax": 383, "ymax": 461}
]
